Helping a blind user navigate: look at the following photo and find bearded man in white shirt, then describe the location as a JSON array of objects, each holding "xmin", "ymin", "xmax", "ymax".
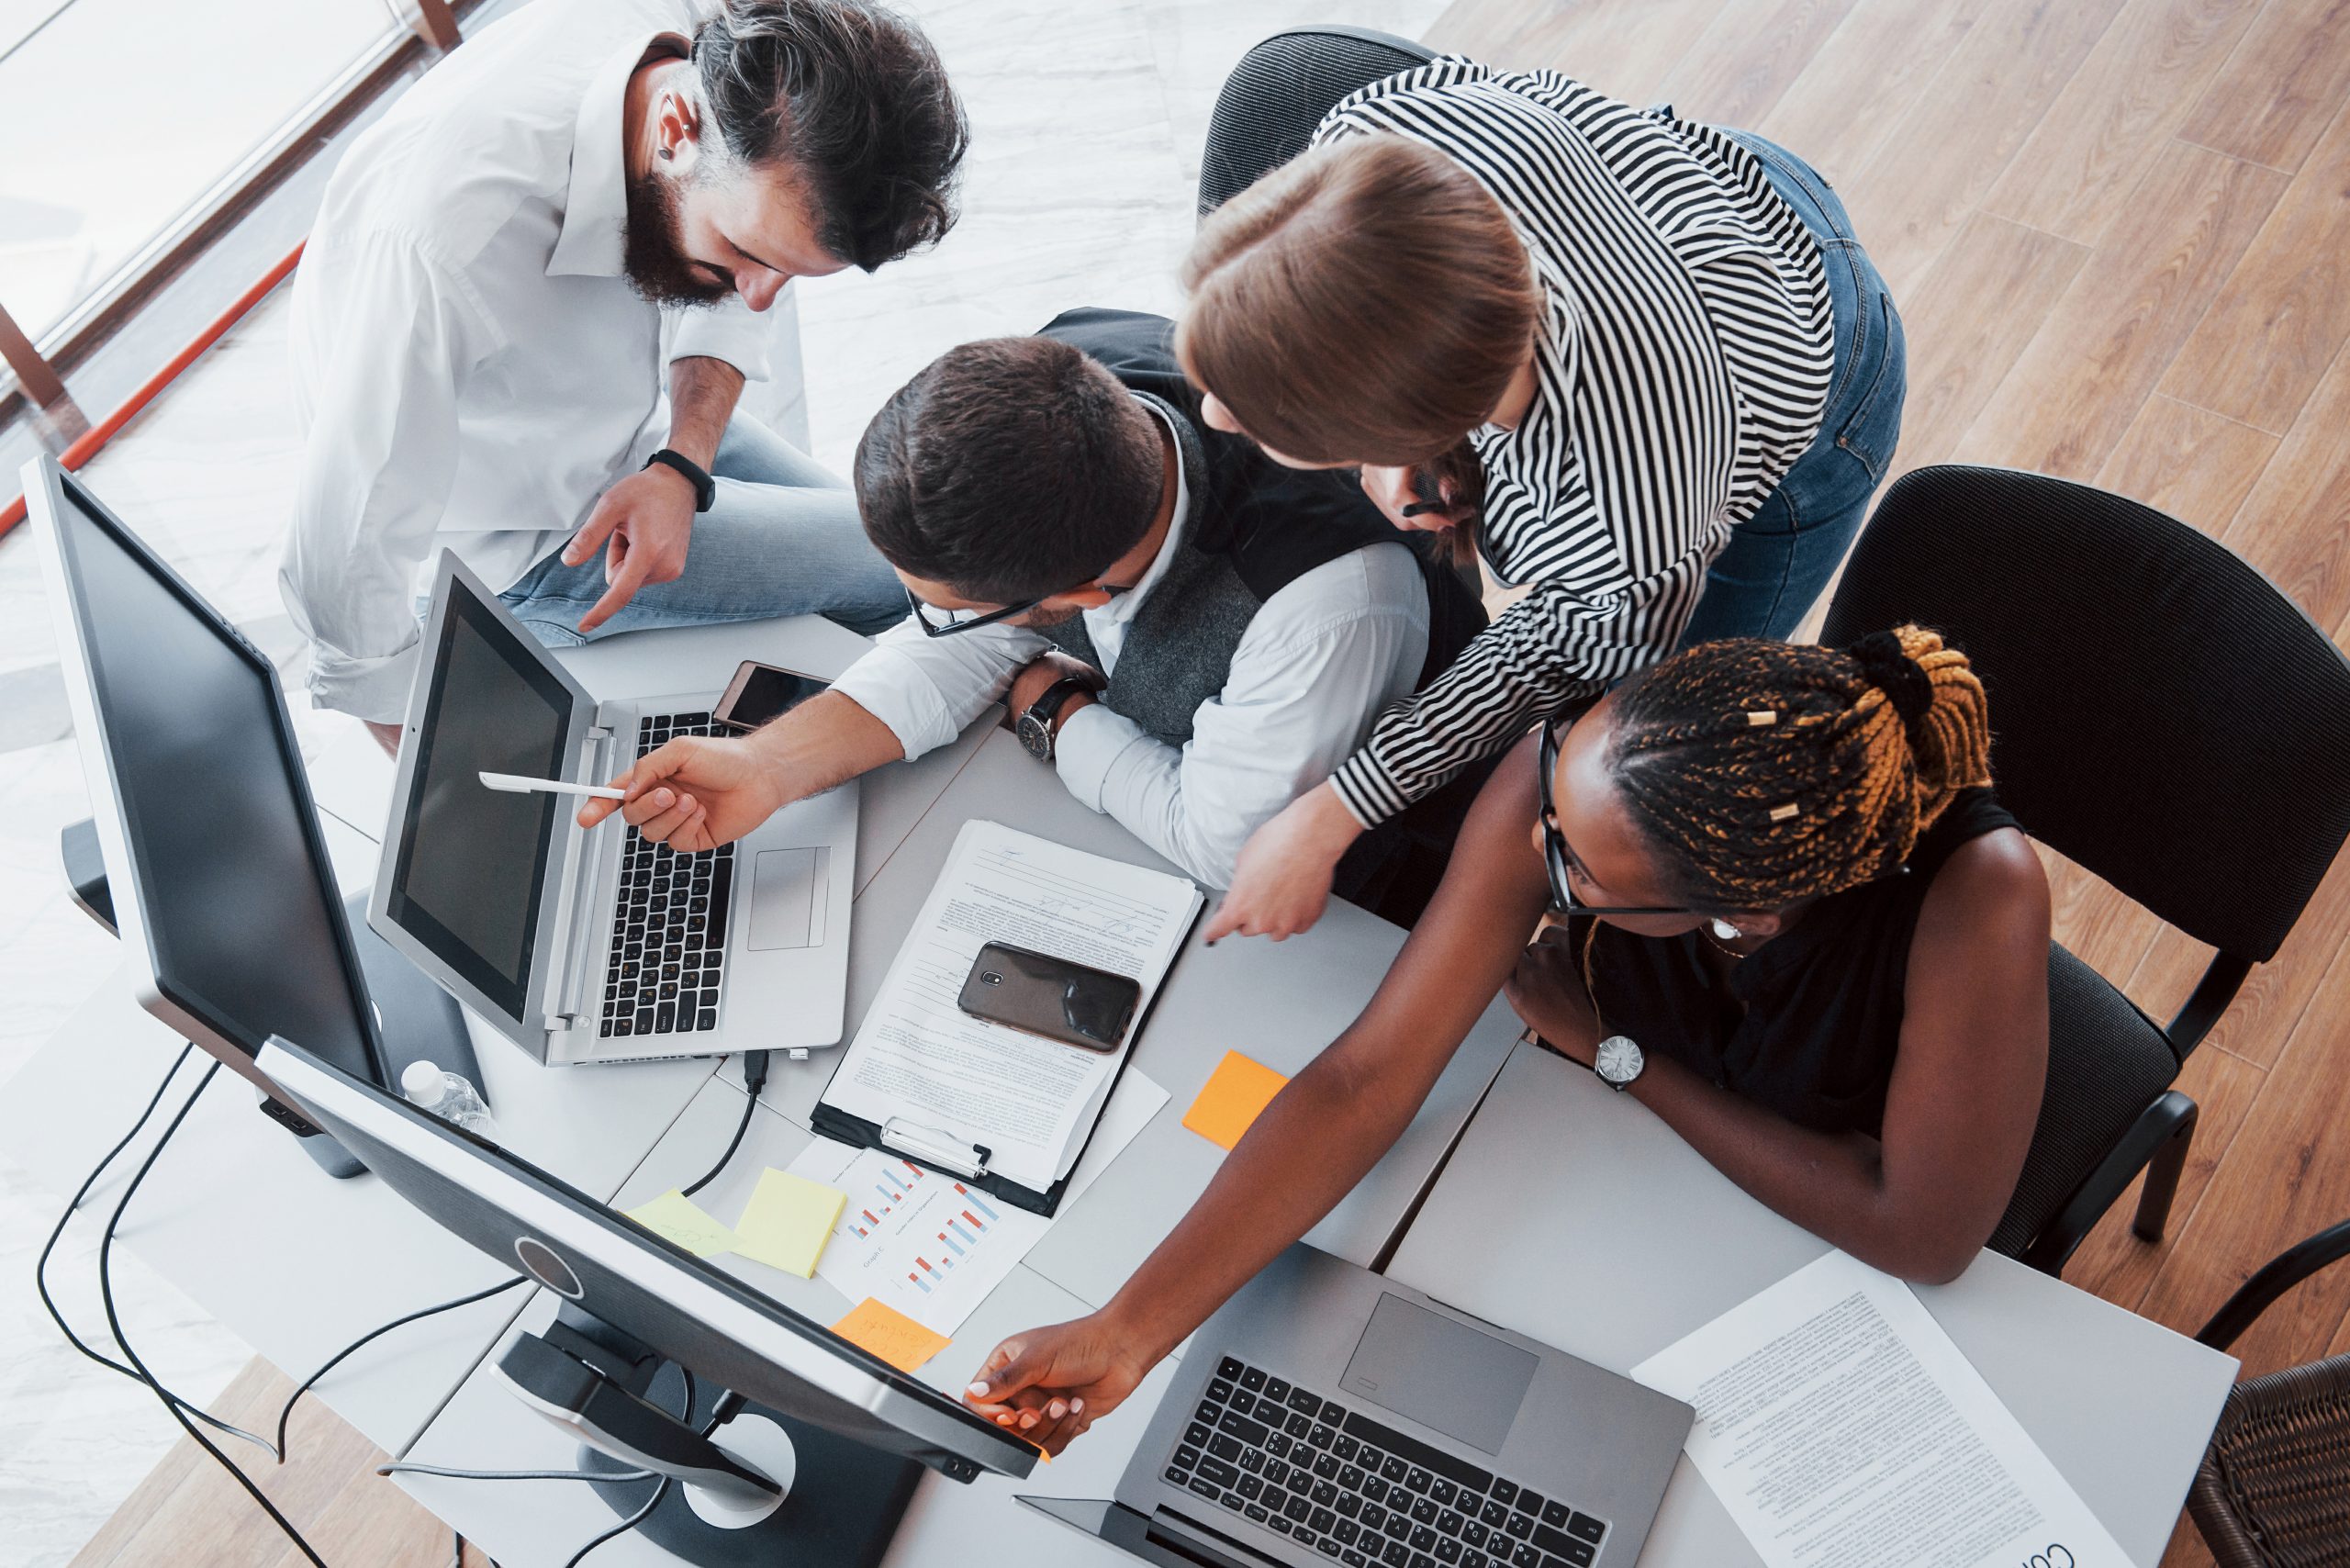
[
  {"xmin": 282, "ymin": 0, "xmax": 967, "ymax": 749},
  {"xmin": 576, "ymin": 308, "xmax": 1491, "ymax": 922}
]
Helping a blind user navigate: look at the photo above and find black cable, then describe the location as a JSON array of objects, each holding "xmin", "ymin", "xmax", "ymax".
[
  {"xmin": 703, "ymin": 1388, "xmax": 747, "ymax": 1432},
  {"xmin": 35, "ymin": 1042, "xmax": 275, "ymax": 1453},
  {"xmin": 381, "ymin": 1462, "xmax": 654, "ymax": 1483},
  {"xmin": 561, "ymin": 1476, "xmax": 671, "ymax": 1568},
  {"xmin": 678, "ymin": 1050, "xmax": 770, "ymax": 1198},
  {"xmin": 95, "ymin": 1059, "xmax": 332, "ymax": 1568},
  {"xmin": 274, "ymin": 1274, "xmax": 529, "ymax": 1460},
  {"xmin": 558, "ymin": 1366, "xmax": 696, "ymax": 1567}
]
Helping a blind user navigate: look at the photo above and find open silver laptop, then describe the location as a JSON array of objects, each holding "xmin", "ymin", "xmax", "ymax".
[
  {"xmin": 1026, "ymin": 1245, "xmax": 1691, "ymax": 1568},
  {"xmin": 368, "ymin": 553, "xmax": 856, "ymax": 1065}
]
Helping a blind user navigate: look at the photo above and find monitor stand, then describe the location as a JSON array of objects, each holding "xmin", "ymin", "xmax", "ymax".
[
  {"xmin": 500, "ymin": 1310, "xmax": 921, "ymax": 1568},
  {"xmin": 61, "ymin": 820, "xmax": 481, "ymax": 1181}
]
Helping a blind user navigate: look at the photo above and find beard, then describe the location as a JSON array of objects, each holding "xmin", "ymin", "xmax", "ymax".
[
  {"xmin": 621, "ymin": 168, "xmax": 731, "ymax": 308},
  {"xmin": 1016, "ymin": 601, "xmax": 1084, "ymax": 629}
]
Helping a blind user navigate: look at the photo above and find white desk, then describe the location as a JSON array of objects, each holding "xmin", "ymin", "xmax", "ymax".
[
  {"xmin": 2, "ymin": 610, "xmax": 2234, "ymax": 1568},
  {"xmin": 1382, "ymin": 1041, "xmax": 2239, "ymax": 1568},
  {"xmin": 734, "ymin": 723, "xmax": 1523, "ymax": 1310},
  {"xmin": 396, "ymin": 700, "xmax": 1525, "ymax": 1567},
  {"xmin": 0, "ymin": 610, "xmax": 1512, "ymax": 1553}
]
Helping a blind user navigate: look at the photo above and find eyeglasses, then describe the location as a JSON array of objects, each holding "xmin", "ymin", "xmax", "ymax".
[
  {"xmin": 905, "ymin": 588, "xmax": 1045, "ymax": 638},
  {"xmin": 904, "ymin": 580, "xmax": 1133, "ymax": 639},
  {"xmin": 1534, "ymin": 718, "xmax": 1692, "ymax": 919}
]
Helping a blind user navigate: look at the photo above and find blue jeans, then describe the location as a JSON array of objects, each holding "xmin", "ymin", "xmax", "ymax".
[
  {"xmin": 498, "ymin": 417, "xmax": 907, "ymax": 647},
  {"xmin": 1675, "ymin": 129, "xmax": 1907, "ymax": 647}
]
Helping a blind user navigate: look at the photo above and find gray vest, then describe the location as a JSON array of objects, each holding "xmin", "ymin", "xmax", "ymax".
[{"xmin": 1036, "ymin": 400, "xmax": 1278, "ymax": 747}]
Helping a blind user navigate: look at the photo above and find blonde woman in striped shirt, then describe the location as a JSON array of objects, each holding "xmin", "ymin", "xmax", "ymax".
[{"xmin": 1185, "ymin": 57, "xmax": 1905, "ymax": 943}]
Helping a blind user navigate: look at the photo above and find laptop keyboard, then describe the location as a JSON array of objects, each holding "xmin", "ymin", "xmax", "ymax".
[
  {"xmin": 1165, "ymin": 1356, "xmax": 1609, "ymax": 1568},
  {"xmin": 598, "ymin": 711, "xmax": 735, "ymax": 1040}
]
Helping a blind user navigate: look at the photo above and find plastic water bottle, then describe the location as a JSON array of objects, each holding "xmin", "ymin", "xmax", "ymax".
[{"xmin": 401, "ymin": 1061, "xmax": 498, "ymax": 1137}]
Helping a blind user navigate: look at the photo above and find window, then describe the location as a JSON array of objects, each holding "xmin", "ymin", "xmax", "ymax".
[{"xmin": 0, "ymin": 0, "xmax": 425, "ymax": 352}]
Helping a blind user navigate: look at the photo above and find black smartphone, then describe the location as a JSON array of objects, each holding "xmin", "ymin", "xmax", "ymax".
[
  {"xmin": 713, "ymin": 661, "xmax": 828, "ymax": 733},
  {"xmin": 957, "ymin": 942, "xmax": 1142, "ymax": 1054}
]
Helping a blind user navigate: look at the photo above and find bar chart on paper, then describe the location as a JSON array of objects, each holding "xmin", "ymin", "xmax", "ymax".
[
  {"xmin": 786, "ymin": 1141, "xmax": 1050, "ymax": 1333},
  {"xmin": 783, "ymin": 1072, "xmax": 1169, "ymax": 1334}
]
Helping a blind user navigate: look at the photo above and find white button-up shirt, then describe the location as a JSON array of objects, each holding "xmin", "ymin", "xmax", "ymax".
[
  {"xmin": 281, "ymin": 0, "xmax": 778, "ymax": 722},
  {"xmin": 830, "ymin": 400, "xmax": 1431, "ymax": 887}
]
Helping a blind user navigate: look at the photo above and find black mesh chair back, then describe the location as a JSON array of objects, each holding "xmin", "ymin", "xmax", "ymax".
[
  {"xmin": 1821, "ymin": 466, "xmax": 2350, "ymax": 1272},
  {"xmin": 1197, "ymin": 28, "xmax": 1436, "ymax": 218},
  {"xmin": 1818, "ymin": 465, "xmax": 2350, "ymax": 965}
]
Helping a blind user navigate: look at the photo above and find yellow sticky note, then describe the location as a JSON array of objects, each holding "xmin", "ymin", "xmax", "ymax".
[
  {"xmin": 833, "ymin": 1297, "xmax": 951, "ymax": 1373},
  {"xmin": 733, "ymin": 1170, "xmax": 846, "ymax": 1278},
  {"xmin": 1182, "ymin": 1050, "xmax": 1290, "ymax": 1150},
  {"xmin": 625, "ymin": 1191, "xmax": 741, "ymax": 1258}
]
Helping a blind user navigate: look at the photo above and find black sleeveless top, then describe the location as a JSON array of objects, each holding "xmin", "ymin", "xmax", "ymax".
[{"xmin": 1572, "ymin": 790, "xmax": 2020, "ymax": 1138}]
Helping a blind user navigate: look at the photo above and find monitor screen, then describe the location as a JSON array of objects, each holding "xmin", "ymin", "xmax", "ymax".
[
  {"xmin": 50, "ymin": 476, "xmax": 381, "ymax": 1083},
  {"xmin": 385, "ymin": 586, "xmax": 575, "ymax": 1022}
]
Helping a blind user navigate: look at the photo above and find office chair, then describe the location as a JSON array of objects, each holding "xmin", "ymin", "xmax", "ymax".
[
  {"xmin": 2187, "ymin": 1218, "xmax": 2350, "ymax": 1563},
  {"xmin": 1196, "ymin": 27, "xmax": 1436, "ymax": 218},
  {"xmin": 1817, "ymin": 465, "xmax": 2350, "ymax": 1274}
]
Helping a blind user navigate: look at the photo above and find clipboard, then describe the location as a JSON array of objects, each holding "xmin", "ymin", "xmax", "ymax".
[{"xmin": 808, "ymin": 903, "xmax": 1199, "ymax": 1218}]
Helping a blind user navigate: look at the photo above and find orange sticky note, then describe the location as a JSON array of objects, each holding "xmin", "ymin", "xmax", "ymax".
[
  {"xmin": 1181, "ymin": 1051, "xmax": 1290, "ymax": 1149},
  {"xmin": 832, "ymin": 1297, "xmax": 951, "ymax": 1373}
]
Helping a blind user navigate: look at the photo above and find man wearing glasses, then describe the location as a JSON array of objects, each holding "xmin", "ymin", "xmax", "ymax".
[{"xmin": 580, "ymin": 308, "xmax": 1484, "ymax": 902}]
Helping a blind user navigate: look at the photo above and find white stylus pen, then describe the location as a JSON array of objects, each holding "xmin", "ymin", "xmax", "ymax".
[{"xmin": 478, "ymin": 771, "xmax": 626, "ymax": 801}]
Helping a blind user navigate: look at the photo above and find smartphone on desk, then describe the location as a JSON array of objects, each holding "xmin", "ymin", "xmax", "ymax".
[
  {"xmin": 958, "ymin": 942, "xmax": 1141, "ymax": 1053},
  {"xmin": 713, "ymin": 660, "xmax": 828, "ymax": 733}
]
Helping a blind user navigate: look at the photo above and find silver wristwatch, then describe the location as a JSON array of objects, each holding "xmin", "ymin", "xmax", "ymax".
[{"xmin": 1594, "ymin": 1035, "xmax": 1645, "ymax": 1092}]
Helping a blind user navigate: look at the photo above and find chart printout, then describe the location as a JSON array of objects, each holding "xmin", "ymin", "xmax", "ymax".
[{"xmin": 787, "ymin": 1070, "xmax": 1167, "ymax": 1334}]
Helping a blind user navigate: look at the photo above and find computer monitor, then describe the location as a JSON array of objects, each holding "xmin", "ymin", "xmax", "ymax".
[
  {"xmin": 25, "ymin": 454, "xmax": 475, "ymax": 1176},
  {"xmin": 255, "ymin": 1034, "xmax": 1037, "ymax": 1565}
]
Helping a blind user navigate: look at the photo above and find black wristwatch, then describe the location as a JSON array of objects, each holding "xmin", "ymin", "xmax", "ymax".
[
  {"xmin": 1017, "ymin": 677, "xmax": 1095, "ymax": 762},
  {"xmin": 643, "ymin": 447, "xmax": 716, "ymax": 512}
]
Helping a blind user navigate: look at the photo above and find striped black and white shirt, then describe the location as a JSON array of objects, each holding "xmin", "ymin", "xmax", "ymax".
[{"xmin": 1311, "ymin": 60, "xmax": 1836, "ymax": 826}]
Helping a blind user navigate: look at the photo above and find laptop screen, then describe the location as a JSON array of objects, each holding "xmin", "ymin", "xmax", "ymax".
[{"xmin": 385, "ymin": 582, "xmax": 576, "ymax": 1024}]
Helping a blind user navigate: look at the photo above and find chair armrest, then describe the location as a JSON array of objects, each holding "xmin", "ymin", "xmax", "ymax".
[
  {"xmin": 2197, "ymin": 1218, "xmax": 2350, "ymax": 1350},
  {"xmin": 2019, "ymin": 1091, "xmax": 2197, "ymax": 1274}
]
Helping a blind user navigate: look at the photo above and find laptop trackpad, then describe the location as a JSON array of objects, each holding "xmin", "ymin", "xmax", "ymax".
[
  {"xmin": 1340, "ymin": 1294, "xmax": 1536, "ymax": 1456},
  {"xmin": 748, "ymin": 847, "xmax": 828, "ymax": 950}
]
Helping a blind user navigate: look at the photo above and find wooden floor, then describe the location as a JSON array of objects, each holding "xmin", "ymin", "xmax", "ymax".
[
  {"xmin": 67, "ymin": 1361, "xmax": 485, "ymax": 1568},
  {"xmin": 1425, "ymin": 0, "xmax": 2350, "ymax": 1562},
  {"xmin": 82, "ymin": 1, "xmax": 2350, "ymax": 1564}
]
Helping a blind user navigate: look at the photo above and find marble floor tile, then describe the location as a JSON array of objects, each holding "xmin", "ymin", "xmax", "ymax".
[
  {"xmin": 0, "ymin": 545, "xmax": 63, "ymax": 682},
  {"xmin": 794, "ymin": 0, "xmax": 1202, "ymax": 466},
  {"xmin": 0, "ymin": 1150, "xmax": 253, "ymax": 1568},
  {"xmin": 1139, "ymin": 0, "xmax": 1447, "ymax": 185}
]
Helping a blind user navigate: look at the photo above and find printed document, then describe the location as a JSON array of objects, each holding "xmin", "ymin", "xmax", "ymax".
[
  {"xmin": 789, "ymin": 1070, "xmax": 1168, "ymax": 1333},
  {"xmin": 820, "ymin": 820, "xmax": 1201, "ymax": 1191},
  {"xmin": 1631, "ymin": 1250, "xmax": 2130, "ymax": 1568}
]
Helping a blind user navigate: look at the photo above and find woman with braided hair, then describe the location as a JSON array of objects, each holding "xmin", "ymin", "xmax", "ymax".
[{"xmin": 963, "ymin": 627, "xmax": 2048, "ymax": 1456}]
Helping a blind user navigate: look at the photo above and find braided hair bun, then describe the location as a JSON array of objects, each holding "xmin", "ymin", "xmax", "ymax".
[{"xmin": 1606, "ymin": 626, "xmax": 1992, "ymax": 911}]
